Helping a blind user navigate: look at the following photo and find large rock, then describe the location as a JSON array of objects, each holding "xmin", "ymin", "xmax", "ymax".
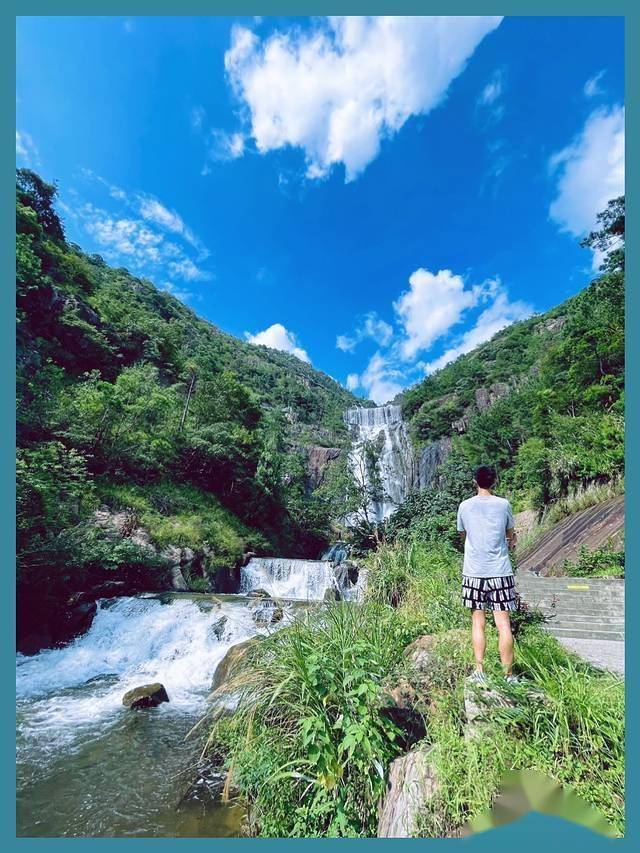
[
  {"xmin": 122, "ymin": 682, "xmax": 170, "ymax": 709},
  {"xmin": 305, "ymin": 445, "xmax": 342, "ymax": 490},
  {"xmin": 403, "ymin": 634, "xmax": 439, "ymax": 673},
  {"xmin": 171, "ymin": 565, "xmax": 189, "ymax": 591},
  {"xmin": 210, "ymin": 638, "xmax": 260, "ymax": 694},
  {"xmin": 377, "ymin": 746, "xmax": 439, "ymax": 837}
]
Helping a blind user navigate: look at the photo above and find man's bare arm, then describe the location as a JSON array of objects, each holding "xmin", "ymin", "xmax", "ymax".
[{"xmin": 506, "ymin": 527, "xmax": 517, "ymax": 550}]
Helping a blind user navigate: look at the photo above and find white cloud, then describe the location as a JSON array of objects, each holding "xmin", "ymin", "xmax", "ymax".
[
  {"xmin": 357, "ymin": 351, "xmax": 404, "ymax": 404},
  {"xmin": 209, "ymin": 129, "xmax": 246, "ymax": 162},
  {"xmin": 137, "ymin": 195, "xmax": 207, "ymax": 257},
  {"xmin": 346, "ymin": 372, "xmax": 360, "ymax": 391},
  {"xmin": 336, "ymin": 311, "xmax": 393, "ymax": 353},
  {"xmin": 79, "ymin": 202, "xmax": 210, "ymax": 282},
  {"xmin": 337, "ymin": 335, "xmax": 357, "ymax": 353},
  {"xmin": 478, "ymin": 69, "xmax": 503, "ymax": 107},
  {"xmin": 224, "ymin": 15, "xmax": 502, "ymax": 181},
  {"xmin": 16, "ymin": 130, "xmax": 40, "ymax": 166},
  {"xmin": 422, "ymin": 288, "xmax": 532, "ymax": 374},
  {"xmin": 549, "ymin": 106, "xmax": 624, "ymax": 265},
  {"xmin": 584, "ymin": 70, "xmax": 606, "ymax": 98},
  {"xmin": 549, "ymin": 106, "xmax": 624, "ymax": 236},
  {"xmin": 394, "ymin": 268, "xmax": 498, "ymax": 360},
  {"xmin": 245, "ymin": 323, "xmax": 311, "ymax": 363}
]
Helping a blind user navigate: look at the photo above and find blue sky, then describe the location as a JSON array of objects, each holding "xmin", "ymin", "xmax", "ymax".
[{"xmin": 16, "ymin": 15, "xmax": 625, "ymax": 403}]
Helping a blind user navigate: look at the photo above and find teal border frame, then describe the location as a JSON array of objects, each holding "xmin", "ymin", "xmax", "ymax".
[{"xmin": 4, "ymin": 3, "xmax": 636, "ymax": 849}]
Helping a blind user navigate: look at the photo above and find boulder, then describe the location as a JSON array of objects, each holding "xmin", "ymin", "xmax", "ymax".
[
  {"xmin": 247, "ymin": 588, "xmax": 271, "ymax": 600},
  {"xmin": 171, "ymin": 565, "xmax": 189, "ymax": 592},
  {"xmin": 211, "ymin": 614, "xmax": 228, "ymax": 641},
  {"xmin": 403, "ymin": 634, "xmax": 438, "ymax": 674},
  {"xmin": 250, "ymin": 597, "xmax": 284, "ymax": 627},
  {"xmin": 211, "ymin": 638, "xmax": 260, "ymax": 694},
  {"xmin": 123, "ymin": 682, "xmax": 169, "ymax": 709},
  {"xmin": 377, "ymin": 746, "xmax": 439, "ymax": 837}
]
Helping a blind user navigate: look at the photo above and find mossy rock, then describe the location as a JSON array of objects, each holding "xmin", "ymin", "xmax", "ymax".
[
  {"xmin": 122, "ymin": 682, "xmax": 169, "ymax": 709},
  {"xmin": 210, "ymin": 637, "xmax": 261, "ymax": 694}
]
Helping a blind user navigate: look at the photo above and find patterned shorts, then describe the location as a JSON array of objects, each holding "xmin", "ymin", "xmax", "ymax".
[{"xmin": 462, "ymin": 575, "xmax": 517, "ymax": 612}]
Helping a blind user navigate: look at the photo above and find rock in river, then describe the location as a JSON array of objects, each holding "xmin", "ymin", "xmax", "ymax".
[{"xmin": 122, "ymin": 682, "xmax": 170, "ymax": 709}]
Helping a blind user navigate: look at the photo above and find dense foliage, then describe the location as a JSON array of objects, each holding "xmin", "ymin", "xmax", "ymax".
[
  {"xmin": 206, "ymin": 542, "xmax": 623, "ymax": 836},
  {"xmin": 399, "ymin": 197, "xmax": 625, "ymax": 515},
  {"xmin": 16, "ymin": 169, "xmax": 363, "ymax": 645}
]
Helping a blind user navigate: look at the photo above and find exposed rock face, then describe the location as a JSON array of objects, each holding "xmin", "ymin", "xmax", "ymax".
[
  {"xmin": 535, "ymin": 316, "xmax": 566, "ymax": 335},
  {"xmin": 415, "ymin": 437, "xmax": 452, "ymax": 491},
  {"xmin": 305, "ymin": 445, "xmax": 342, "ymax": 490},
  {"xmin": 122, "ymin": 682, "xmax": 169, "ymax": 709},
  {"xmin": 404, "ymin": 633, "xmax": 439, "ymax": 673},
  {"xmin": 377, "ymin": 746, "xmax": 439, "ymax": 837},
  {"xmin": 475, "ymin": 382, "xmax": 511, "ymax": 414},
  {"xmin": 170, "ymin": 566, "xmax": 189, "ymax": 592}
]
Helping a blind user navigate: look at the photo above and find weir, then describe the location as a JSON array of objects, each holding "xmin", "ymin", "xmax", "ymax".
[{"xmin": 240, "ymin": 557, "xmax": 363, "ymax": 601}]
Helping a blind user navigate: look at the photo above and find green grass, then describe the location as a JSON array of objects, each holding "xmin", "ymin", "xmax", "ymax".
[
  {"xmin": 97, "ymin": 479, "xmax": 270, "ymax": 572},
  {"xmin": 204, "ymin": 602, "xmax": 413, "ymax": 837},
  {"xmin": 203, "ymin": 539, "xmax": 624, "ymax": 838}
]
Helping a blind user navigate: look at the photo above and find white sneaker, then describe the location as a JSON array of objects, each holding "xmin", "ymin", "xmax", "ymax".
[{"xmin": 505, "ymin": 675, "xmax": 521, "ymax": 685}]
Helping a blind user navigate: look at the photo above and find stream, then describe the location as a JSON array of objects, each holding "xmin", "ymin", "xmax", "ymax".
[{"xmin": 16, "ymin": 558, "xmax": 362, "ymax": 837}]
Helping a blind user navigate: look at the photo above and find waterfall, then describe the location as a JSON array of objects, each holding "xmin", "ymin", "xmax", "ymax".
[
  {"xmin": 241, "ymin": 558, "xmax": 338, "ymax": 601},
  {"xmin": 345, "ymin": 405, "xmax": 414, "ymax": 524}
]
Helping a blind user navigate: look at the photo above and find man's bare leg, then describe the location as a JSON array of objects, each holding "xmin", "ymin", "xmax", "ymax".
[
  {"xmin": 493, "ymin": 610, "xmax": 514, "ymax": 676},
  {"xmin": 471, "ymin": 609, "xmax": 486, "ymax": 672}
]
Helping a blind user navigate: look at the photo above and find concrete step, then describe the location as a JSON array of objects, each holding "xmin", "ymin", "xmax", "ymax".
[
  {"xmin": 547, "ymin": 620, "xmax": 624, "ymax": 632},
  {"xmin": 542, "ymin": 614, "xmax": 624, "ymax": 625},
  {"xmin": 546, "ymin": 627, "xmax": 624, "ymax": 641},
  {"xmin": 529, "ymin": 604, "xmax": 624, "ymax": 615}
]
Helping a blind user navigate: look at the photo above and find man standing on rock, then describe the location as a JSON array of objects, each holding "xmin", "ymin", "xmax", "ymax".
[{"xmin": 457, "ymin": 465, "xmax": 518, "ymax": 685}]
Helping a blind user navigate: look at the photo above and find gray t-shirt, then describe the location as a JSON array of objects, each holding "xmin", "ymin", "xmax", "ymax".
[{"xmin": 456, "ymin": 494, "xmax": 515, "ymax": 578}]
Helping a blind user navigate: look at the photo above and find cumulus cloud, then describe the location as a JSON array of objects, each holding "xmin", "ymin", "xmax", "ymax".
[
  {"xmin": 223, "ymin": 15, "xmax": 502, "ymax": 181},
  {"xmin": 343, "ymin": 269, "xmax": 530, "ymax": 402},
  {"xmin": 245, "ymin": 323, "xmax": 311, "ymax": 363},
  {"xmin": 356, "ymin": 351, "xmax": 404, "ymax": 404},
  {"xmin": 16, "ymin": 130, "xmax": 40, "ymax": 166},
  {"xmin": 393, "ymin": 268, "xmax": 498, "ymax": 360},
  {"xmin": 584, "ymin": 70, "xmax": 606, "ymax": 98},
  {"xmin": 549, "ymin": 105, "xmax": 624, "ymax": 266},
  {"xmin": 549, "ymin": 106, "xmax": 624, "ymax": 236},
  {"xmin": 421, "ymin": 288, "xmax": 532, "ymax": 374},
  {"xmin": 336, "ymin": 311, "xmax": 393, "ymax": 352}
]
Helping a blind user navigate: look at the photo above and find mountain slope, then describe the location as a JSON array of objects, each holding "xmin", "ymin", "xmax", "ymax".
[{"xmin": 16, "ymin": 169, "xmax": 366, "ymax": 649}]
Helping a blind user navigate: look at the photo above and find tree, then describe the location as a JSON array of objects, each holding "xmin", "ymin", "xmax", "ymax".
[{"xmin": 16, "ymin": 168, "xmax": 65, "ymax": 241}]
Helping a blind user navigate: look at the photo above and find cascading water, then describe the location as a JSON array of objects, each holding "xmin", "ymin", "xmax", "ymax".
[
  {"xmin": 345, "ymin": 405, "xmax": 414, "ymax": 524},
  {"xmin": 16, "ymin": 594, "xmax": 271, "ymax": 837},
  {"xmin": 240, "ymin": 557, "xmax": 362, "ymax": 601}
]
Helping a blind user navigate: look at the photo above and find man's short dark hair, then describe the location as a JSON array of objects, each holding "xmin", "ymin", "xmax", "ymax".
[{"xmin": 475, "ymin": 465, "xmax": 497, "ymax": 489}]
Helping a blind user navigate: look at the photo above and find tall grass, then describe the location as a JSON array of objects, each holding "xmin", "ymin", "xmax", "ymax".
[{"xmin": 206, "ymin": 603, "xmax": 412, "ymax": 837}]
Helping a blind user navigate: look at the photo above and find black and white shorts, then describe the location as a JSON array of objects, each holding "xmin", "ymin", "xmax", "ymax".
[{"xmin": 462, "ymin": 575, "xmax": 517, "ymax": 612}]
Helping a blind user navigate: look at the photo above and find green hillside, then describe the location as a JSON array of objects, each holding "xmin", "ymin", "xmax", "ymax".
[
  {"xmin": 398, "ymin": 197, "xmax": 624, "ymax": 513},
  {"xmin": 16, "ymin": 169, "xmax": 365, "ymax": 647}
]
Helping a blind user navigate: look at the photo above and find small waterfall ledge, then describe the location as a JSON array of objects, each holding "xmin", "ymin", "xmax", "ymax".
[{"xmin": 240, "ymin": 557, "xmax": 365, "ymax": 602}]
